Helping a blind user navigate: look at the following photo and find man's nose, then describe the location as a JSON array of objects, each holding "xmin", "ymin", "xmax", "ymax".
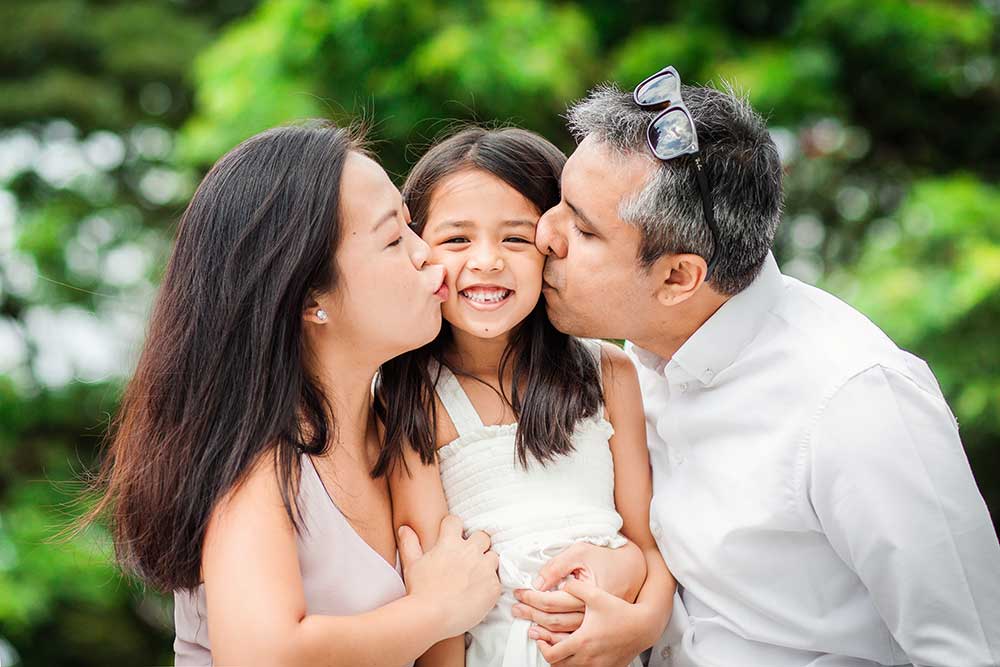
[{"xmin": 536, "ymin": 207, "xmax": 568, "ymax": 259}]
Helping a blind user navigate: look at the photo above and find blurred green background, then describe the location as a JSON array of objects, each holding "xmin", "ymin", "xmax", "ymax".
[{"xmin": 0, "ymin": 0, "xmax": 997, "ymax": 664}]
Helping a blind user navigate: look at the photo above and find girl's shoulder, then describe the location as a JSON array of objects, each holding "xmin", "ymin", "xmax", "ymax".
[{"xmin": 572, "ymin": 338, "xmax": 636, "ymax": 383}]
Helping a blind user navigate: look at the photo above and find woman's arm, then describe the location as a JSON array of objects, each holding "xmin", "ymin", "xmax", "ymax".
[
  {"xmin": 203, "ymin": 454, "xmax": 497, "ymax": 666},
  {"xmin": 389, "ymin": 441, "xmax": 467, "ymax": 667}
]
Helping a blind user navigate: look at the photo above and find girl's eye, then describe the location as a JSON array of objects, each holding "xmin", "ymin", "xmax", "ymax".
[
  {"xmin": 387, "ymin": 237, "xmax": 402, "ymax": 248},
  {"xmin": 503, "ymin": 236, "xmax": 532, "ymax": 244},
  {"xmin": 442, "ymin": 237, "xmax": 470, "ymax": 244}
]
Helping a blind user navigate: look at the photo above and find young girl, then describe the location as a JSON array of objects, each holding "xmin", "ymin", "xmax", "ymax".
[
  {"xmin": 85, "ymin": 122, "xmax": 501, "ymax": 666},
  {"xmin": 375, "ymin": 127, "xmax": 674, "ymax": 666}
]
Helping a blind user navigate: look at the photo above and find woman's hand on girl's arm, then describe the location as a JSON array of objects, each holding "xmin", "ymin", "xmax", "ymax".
[
  {"xmin": 390, "ymin": 441, "xmax": 472, "ymax": 667},
  {"xmin": 202, "ymin": 454, "xmax": 497, "ymax": 666}
]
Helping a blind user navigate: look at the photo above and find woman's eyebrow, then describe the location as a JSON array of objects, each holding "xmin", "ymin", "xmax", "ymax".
[
  {"xmin": 502, "ymin": 219, "xmax": 536, "ymax": 229},
  {"xmin": 372, "ymin": 209, "xmax": 397, "ymax": 233}
]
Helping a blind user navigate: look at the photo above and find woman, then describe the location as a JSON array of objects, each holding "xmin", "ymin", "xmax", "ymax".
[{"xmin": 86, "ymin": 121, "xmax": 501, "ymax": 665}]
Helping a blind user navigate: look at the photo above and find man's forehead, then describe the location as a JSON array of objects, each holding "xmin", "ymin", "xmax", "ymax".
[{"xmin": 564, "ymin": 135, "xmax": 655, "ymax": 211}]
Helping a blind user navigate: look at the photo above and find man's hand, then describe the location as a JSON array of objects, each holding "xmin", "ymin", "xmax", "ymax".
[
  {"xmin": 528, "ymin": 579, "xmax": 657, "ymax": 666},
  {"xmin": 512, "ymin": 540, "xmax": 646, "ymax": 635}
]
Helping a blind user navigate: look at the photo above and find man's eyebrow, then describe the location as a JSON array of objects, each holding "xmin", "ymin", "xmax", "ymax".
[{"xmin": 565, "ymin": 199, "xmax": 598, "ymax": 230}]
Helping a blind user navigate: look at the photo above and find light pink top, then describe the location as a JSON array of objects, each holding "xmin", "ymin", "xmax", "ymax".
[{"xmin": 173, "ymin": 454, "xmax": 411, "ymax": 666}]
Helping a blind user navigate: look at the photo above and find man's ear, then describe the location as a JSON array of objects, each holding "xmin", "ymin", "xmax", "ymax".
[{"xmin": 650, "ymin": 253, "xmax": 708, "ymax": 307}]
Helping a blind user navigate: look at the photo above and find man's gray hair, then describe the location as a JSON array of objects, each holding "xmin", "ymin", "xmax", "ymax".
[{"xmin": 566, "ymin": 81, "xmax": 783, "ymax": 296}]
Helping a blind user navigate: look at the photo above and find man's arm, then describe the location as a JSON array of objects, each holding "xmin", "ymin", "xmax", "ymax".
[{"xmin": 807, "ymin": 364, "xmax": 1000, "ymax": 667}]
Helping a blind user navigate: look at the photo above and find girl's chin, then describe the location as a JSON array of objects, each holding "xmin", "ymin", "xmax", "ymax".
[{"xmin": 444, "ymin": 317, "xmax": 518, "ymax": 341}]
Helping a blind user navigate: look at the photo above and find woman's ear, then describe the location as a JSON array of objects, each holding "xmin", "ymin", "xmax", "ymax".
[
  {"xmin": 651, "ymin": 253, "xmax": 708, "ymax": 307},
  {"xmin": 303, "ymin": 295, "xmax": 329, "ymax": 324}
]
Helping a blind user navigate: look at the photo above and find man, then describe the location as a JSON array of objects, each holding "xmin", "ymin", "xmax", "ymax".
[{"xmin": 521, "ymin": 68, "xmax": 1000, "ymax": 666}]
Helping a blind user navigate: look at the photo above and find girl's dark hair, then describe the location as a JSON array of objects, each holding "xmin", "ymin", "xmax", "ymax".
[
  {"xmin": 372, "ymin": 127, "xmax": 603, "ymax": 476},
  {"xmin": 84, "ymin": 120, "xmax": 362, "ymax": 592}
]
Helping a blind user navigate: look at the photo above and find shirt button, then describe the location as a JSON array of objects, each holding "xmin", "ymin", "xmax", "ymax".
[
  {"xmin": 660, "ymin": 645, "xmax": 672, "ymax": 660},
  {"xmin": 679, "ymin": 383, "xmax": 688, "ymax": 393}
]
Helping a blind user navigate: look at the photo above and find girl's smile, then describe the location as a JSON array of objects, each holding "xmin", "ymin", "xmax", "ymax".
[{"xmin": 459, "ymin": 284, "xmax": 515, "ymax": 310}]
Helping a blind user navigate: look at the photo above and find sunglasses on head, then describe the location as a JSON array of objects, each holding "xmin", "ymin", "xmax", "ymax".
[{"xmin": 633, "ymin": 66, "xmax": 719, "ymax": 282}]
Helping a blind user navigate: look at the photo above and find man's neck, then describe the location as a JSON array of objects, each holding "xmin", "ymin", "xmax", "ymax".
[{"xmin": 632, "ymin": 288, "xmax": 731, "ymax": 361}]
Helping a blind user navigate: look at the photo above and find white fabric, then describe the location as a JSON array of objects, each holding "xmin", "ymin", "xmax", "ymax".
[
  {"xmin": 433, "ymin": 339, "xmax": 641, "ymax": 667},
  {"xmin": 630, "ymin": 253, "xmax": 1000, "ymax": 667}
]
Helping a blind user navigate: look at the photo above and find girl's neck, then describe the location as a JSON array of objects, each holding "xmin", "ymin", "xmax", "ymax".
[{"xmin": 446, "ymin": 325, "xmax": 514, "ymax": 380}]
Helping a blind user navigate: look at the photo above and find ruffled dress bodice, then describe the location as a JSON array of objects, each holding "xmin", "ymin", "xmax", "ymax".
[{"xmin": 432, "ymin": 339, "xmax": 639, "ymax": 667}]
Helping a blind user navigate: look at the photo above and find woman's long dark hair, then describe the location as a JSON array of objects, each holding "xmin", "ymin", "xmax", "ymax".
[
  {"xmin": 83, "ymin": 120, "xmax": 362, "ymax": 592},
  {"xmin": 373, "ymin": 127, "xmax": 603, "ymax": 476}
]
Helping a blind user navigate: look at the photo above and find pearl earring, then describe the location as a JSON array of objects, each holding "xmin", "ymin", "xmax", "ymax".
[{"xmin": 316, "ymin": 309, "xmax": 328, "ymax": 322}]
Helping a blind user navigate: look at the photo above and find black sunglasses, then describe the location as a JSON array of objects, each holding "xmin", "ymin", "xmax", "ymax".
[{"xmin": 633, "ymin": 66, "xmax": 719, "ymax": 281}]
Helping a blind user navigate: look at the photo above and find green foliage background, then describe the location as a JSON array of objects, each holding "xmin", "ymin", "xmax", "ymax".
[{"xmin": 0, "ymin": 1, "xmax": 996, "ymax": 664}]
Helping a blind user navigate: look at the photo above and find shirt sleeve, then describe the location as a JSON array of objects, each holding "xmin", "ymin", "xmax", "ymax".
[{"xmin": 806, "ymin": 363, "xmax": 1000, "ymax": 667}]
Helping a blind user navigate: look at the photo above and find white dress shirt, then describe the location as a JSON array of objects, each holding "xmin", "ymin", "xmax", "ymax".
[{"xmin": 628, "ymin": 253, "xmax": 1000, "ymax": 667}]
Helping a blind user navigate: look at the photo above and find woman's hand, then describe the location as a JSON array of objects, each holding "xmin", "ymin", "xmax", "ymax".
[{"xmin": 399, "ymin": 514, "xmax": 502, "ymax": 639}]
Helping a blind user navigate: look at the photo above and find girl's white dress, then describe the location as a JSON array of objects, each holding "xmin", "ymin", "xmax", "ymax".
[{"xmin": 432, "ymin": 339, "xmax": 644, "ymax": 667}]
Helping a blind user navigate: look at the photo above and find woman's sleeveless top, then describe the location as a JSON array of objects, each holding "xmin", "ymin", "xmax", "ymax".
[{"xmin": 172, "ymin": 454, "xmax": 411, "ymax": 666}]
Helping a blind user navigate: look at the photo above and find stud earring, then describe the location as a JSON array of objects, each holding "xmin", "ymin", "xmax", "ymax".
[{"xmin": 316, "ymin": 309, "xmax": 328, "ymax": 322}]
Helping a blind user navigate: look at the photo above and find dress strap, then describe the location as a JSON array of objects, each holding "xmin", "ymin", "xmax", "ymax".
[
  {"xmin": 582, "ymin": 338, "xmax": 604, "ymax": 384},
  {"xmin": 429, "ymin": 360, "xmax": 484, "ymax": 437}
]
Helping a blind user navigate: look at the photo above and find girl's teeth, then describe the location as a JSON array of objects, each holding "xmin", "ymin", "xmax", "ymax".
[{"xmin": 461, "ymin": 289, "xmax": 511, "ymax": 303}]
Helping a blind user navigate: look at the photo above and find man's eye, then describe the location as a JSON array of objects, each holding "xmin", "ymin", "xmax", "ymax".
[{"xmin": 572, "ymin": 223, "xmax": 594, "ymax": 238}]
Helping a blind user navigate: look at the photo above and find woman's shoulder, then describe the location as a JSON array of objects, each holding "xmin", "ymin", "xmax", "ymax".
[{"xmin": 207, "ymin": 449, "xmax": 292, "ymax": 538}]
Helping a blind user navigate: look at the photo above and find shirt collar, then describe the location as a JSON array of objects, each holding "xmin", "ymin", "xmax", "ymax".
[{"xmin": 630, "ymin": 252, "xmax": 786, "ymax": 385}]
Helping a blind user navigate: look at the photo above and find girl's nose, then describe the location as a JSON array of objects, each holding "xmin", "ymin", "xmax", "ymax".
[{"xmin": 467, "ymin": 242, "xmax": 504, "ymax": 272}]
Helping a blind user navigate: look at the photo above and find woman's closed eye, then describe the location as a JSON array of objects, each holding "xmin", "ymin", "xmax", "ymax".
[
  {"xmin": 386, "ymin": 235, "xmax": 403, "ymax": 248},
  {"xmin": 503, "ymin": 236, "xmax": 533, "ymax": 244},
  {"xmin": 441, "ymin": 236, "xmax": 470, "ymax": 244}
]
